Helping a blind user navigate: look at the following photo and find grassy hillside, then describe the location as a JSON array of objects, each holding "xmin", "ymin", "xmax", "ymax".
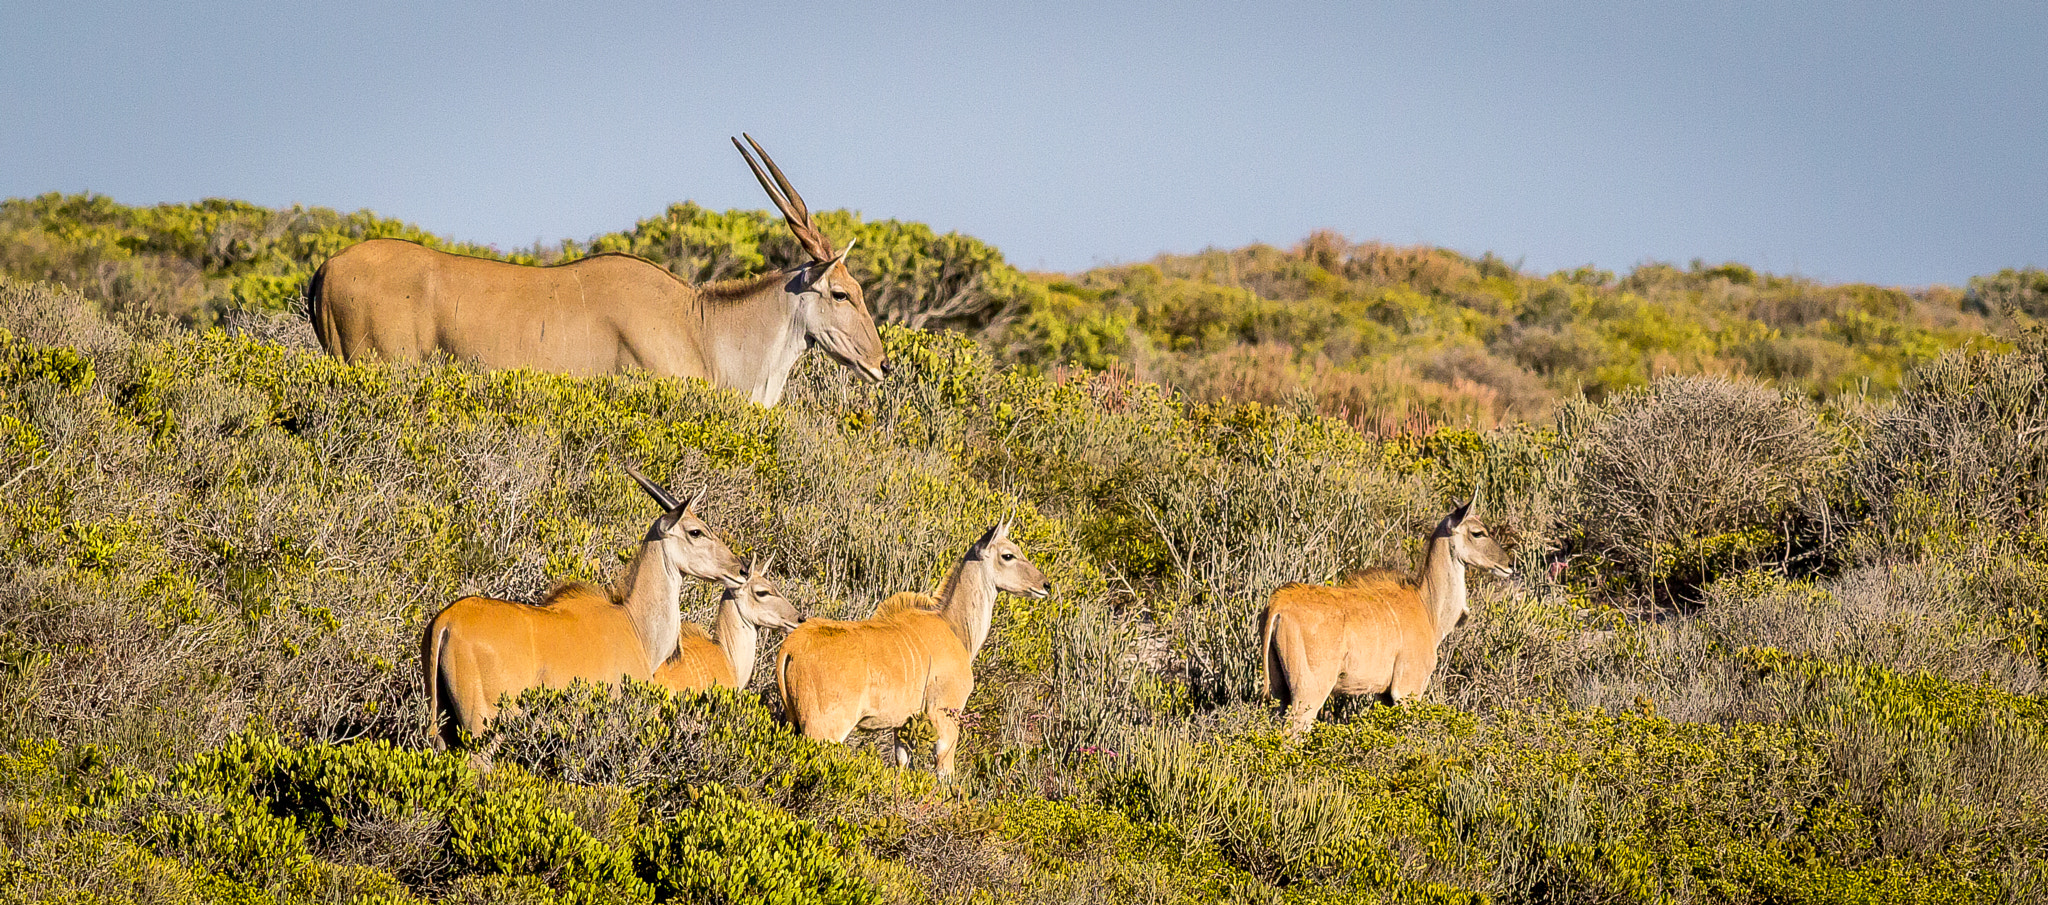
[{"xmin": 3, "ymin": 196, "xmax": 2048, "ymax": 902}]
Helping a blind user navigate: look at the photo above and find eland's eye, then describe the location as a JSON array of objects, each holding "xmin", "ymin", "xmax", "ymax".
[
  {"xmin": 687, "ymin": 529, "xmax": 703, "ymax": 538},
  {"xmin": 832, "ymin": 290, "xmax": 851, "ymax": 301},
  {"xmin": 1002, "ymin": 553, "xmax": 1016, "ymax": 561}
]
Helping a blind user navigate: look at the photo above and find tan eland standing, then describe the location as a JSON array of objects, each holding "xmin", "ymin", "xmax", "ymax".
[
  {"xmin": 776, "ymin": 522, "xmax": 1050, "ymax": 777},
  {"xmin": 309, "ymin": 135, "xmax": 887, "ymax": 405},
  {"xmin": 653, "ymin": 555, "xmax": 803, "ymax": 693},
  {"xmin": 421, "ymin": 466, "xmax": 744, "ymax": 747},
  {"xmin": 1261, "ymin": 497, "xmax": 1514, "ymax": 733}
]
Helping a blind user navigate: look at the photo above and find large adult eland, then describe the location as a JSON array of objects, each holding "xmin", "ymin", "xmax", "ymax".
[
  {"xmin": 421, "ymin": 466, "xmax": 744, "ymax": 747},
  {"xmin": 654, "ymin": 555, "xmax": 803, "ymax": 693},
  {"xmin": 309, "ymin": 135, "xmax": 888, "ymax": 405},
  {"xmin": 776, "ymin": 522, "xmax": 1050, "ymax": 777},
  {"xmin": 1260, "ymin": 497, "xmax": 1514, "ymax": 733}
]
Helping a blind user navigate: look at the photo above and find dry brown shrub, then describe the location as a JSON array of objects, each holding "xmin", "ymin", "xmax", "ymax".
[
  {"xmin": 1343, "ymin": 241, "xmax": 1478, "ymax": 294},
  {"xmin": 1563, "ymin": 375, "xmax": 1837, "ymax": 602}
]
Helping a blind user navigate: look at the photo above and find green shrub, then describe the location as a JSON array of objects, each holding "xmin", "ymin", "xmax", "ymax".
[
  {"xmin": 637, "ymin": 784, "xmax": 880, "ymax": 905},
  {"xmin": 1966, "ymin": 267, "xmax": 2048, "ymax": 318}
]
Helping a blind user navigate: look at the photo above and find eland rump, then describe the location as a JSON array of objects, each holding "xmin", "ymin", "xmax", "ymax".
[
  {"xmin": 421, "ymin": 466, "xmax": 742, "ymax": 747},
  {"xmin": 1260, "ymin": 498, "xmax": 1514, "ymax": 733},
  {"xmin": 776, "ymin": 522, "xmax": 1050, "ymax": 777},
  {"xmin": 309, "ymin": 135, "xmax": 886, "ymax": 406}
]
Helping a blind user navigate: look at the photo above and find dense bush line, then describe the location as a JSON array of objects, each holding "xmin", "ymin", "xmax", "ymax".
[
  {"xmin": 1009, "ymin": 237, "xmax": 2024, "ymax": 430},
  {"xmin": 0, "ymin": 193, "xmax": 1036, "ymax": 336}
]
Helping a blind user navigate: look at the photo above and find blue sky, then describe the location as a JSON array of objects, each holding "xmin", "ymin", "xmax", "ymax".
[{"xmin": 4, "ymin": 1, "xmax": 2041, "ymax": 286}]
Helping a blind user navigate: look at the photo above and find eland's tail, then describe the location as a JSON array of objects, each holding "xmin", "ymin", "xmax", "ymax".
[
  {"xmin": 774, "ymin": 648, "xmax": 800, "ymax": 732},
  {"xmin": 1259, "ymin": 606, "xmax": 1282, "ymax": 701},
  {"xmin": 305, "ymin": 261, "xmax": 339, "ymax": 354},
  {"xmin": 422, "ymin": 616, "xmax": 452, "ymax": 750}
]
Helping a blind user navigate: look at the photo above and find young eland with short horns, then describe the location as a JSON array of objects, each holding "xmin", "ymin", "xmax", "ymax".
[
  {"xmin": 421, "ymin": 465, "xmax": 745, "ymax": 747},
  {"xmin": 1261, "ymin": 495, "xmax": 1514, "ymax": 733},
  {"xmin": 776, "ymin": 521, "xmax": 1050, "ymax": 777},
  {"xmin": 654, "ymin": 554, "xmax": 803, "ymax": 693}
]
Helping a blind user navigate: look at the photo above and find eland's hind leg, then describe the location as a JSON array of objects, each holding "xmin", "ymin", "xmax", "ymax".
[{"xmin": 1272, "ymin": 617, "xmax": 1339, "ymax": 734}]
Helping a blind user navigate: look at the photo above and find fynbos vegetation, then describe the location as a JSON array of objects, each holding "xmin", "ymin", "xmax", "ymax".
[{"xmin": 2, "ymin": 196, "xmax": 2046, "ymax": 903}]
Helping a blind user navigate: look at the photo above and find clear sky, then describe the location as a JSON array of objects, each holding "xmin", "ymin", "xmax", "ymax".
[{"xmin": 4, "ymin": 1, "xmax": 2041, "ymax": 286}]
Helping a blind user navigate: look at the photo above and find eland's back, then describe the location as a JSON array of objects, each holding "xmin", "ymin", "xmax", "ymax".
[
  {"xmin": 311, "ymin": 239, "xmax": 699, "ymax": 375},
  {"xmin": 775, "ymin": 594, "xmax": 970, "ymax": 739},
  {"xmin": 424, "ymin": 584, "xmax": 648, "ymax": 746},
  {"xmin": 1262, "ymin": 575, "xmax": 1437, "ymax": 712}
]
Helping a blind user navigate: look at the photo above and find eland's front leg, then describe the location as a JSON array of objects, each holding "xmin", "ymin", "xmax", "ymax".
[{"xmin": 929, "ymin": 708, "xmax": 962, "ymax": 779}]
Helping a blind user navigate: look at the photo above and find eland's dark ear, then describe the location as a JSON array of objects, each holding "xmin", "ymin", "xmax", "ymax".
[
  {"xmin": 971, "ymin": 523, "xmax": 1001, "ymax": 556},
  {"xmin": 1448, "ymin": 499, "xmax": 1473, "ymax": 527},
  {"xmin": 793, "ymin": 252, "xmax": 844, "ymax": 293},
  {"xmin": 649, "ymin": 507, "xmax": 685, "ymax": 541}
]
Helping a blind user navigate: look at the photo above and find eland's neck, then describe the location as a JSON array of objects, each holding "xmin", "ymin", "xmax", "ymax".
[
  {"xmin": 695, "ymin": 276, "xmax": 807, "ymax": 406},
  {"xmin": 714, "ymin": 600, "xmax": 758, "ymax": 687},
  {"xmin": 935, "ymin": 555, "xmax": 999, "ymax": 662},
  {"xmin": 1416, "ymin": 534, "xmax": 1468, "ymax": 644},
  {"xmin": 613, "ymin": 541, "xmax": 684, "ymax": 673}
]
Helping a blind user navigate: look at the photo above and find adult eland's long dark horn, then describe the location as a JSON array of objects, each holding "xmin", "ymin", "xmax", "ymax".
[
  {"xmin": 624, "ymin": 463, "xmax": 682, "ymax": 511},
  {"xmin": 733, "ymin": 133, "xmax": 836, "ymax": 262}
]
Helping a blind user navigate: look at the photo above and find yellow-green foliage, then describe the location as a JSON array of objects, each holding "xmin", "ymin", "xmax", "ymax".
[
  {"xmin": 639, "ymin": 784, "xmax": 881, "ymax": 905},
  {"xmin": 4, "ymin": 234, "xmax": 2048, "ymax": 905},
  {"xmin": 0, "ymin": 193, "xmax": 512, "ymax": 320}
]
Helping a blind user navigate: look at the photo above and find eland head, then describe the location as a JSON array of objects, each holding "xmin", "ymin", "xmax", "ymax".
[
  {"xmin": 626, "ymin": 465, "xmax": 745, "ymax": 584},
  {"xmin": 1441, "ymin": 491, "xmax": 1514, "ymax": 579},
  {"xmin": 722, "ymin": 554, "xmax": 803, "ymax": 631},
  {"xmin": 733, "ymin": 134, "xmax": 889, "ymax": 382},
  {"xmin": 970, "ymin": 519, "xmax": 1050, "ymax": 599}
]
